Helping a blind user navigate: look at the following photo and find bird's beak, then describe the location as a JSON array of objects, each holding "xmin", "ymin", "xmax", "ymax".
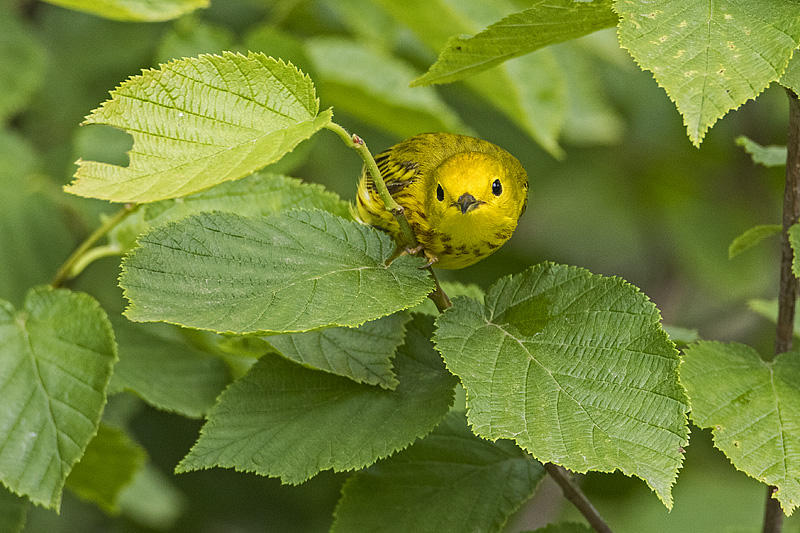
[{"xmin": 456, "ymin": 193, "xmax": 482, "ymax": 214}]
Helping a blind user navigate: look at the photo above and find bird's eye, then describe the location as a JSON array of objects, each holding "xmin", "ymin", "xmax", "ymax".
[
  {"xmin": 436, "ymin": 184, "xmax": 444, "ymax": 201},
  {"xmin": 492, "ymin": 179, "xmax": 502, "ymax": 196}
]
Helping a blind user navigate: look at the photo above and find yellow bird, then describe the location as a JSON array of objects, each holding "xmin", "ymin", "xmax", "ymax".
[{"xmin": 353, "ymin": 133, "xmax": 528, "ymax": 269}]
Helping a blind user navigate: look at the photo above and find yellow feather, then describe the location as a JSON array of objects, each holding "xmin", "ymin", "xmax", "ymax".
[{"xmin": 354, "ymin": 133, "xmax": 528, "ymax": 269}]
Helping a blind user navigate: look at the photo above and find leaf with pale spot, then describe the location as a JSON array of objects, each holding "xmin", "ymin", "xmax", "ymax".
[
  {"xmin": 0, "ymin": 287, "xmax": 116, "ymax": 510},
  {"xmin": 176, "ymin": 314, "xmax": 457, "ymax": 483},
  {"xmin": 616, "ymin": 0, "xmax": 800, "ymax": 146},
  {"xmin": 682, "ymin": 342, "xmax": 800, "ymax": 514},
  {"xmin": 120, "ymin": 210, "xmax": 433, "ymax": 334},
  {"xmin": 434, "ymin": 262, "xmax": 688, "ymax": 508},
  {"xmin": 65, "ymin": 52, "xmax": 331, "ymax": 203},
  {"xmin": 331, "ymin": 411, "xmax": 544, "ymax": 532}
]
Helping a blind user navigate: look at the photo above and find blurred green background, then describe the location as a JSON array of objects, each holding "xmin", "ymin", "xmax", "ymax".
[{"xmin": 1, "ymin": 0, "xmax": 795, "ymax": 531}]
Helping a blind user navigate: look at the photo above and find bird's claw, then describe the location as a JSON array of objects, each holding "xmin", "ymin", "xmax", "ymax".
[{"xmin": 384, "ymin": 244, "xmax": 439, "ymax": 269}]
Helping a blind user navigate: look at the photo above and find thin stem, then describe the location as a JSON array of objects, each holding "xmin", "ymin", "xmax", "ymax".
[
  {"xmin": 762, "ymin": 89, "xmax": 800, "ymax": 533},
  {"xmin": 427, "ymin": 267, "xmax": 452, "ymax": 312},
  {"xmin": 325, "ymin": 122, "xmax": 417, "ymax": 248},
  {"xmin": 544, "ymin": 464, "xmax": 613, "ymax": 533},
  {"xmin": 68, "ymin": 245, "xmax": 122, "ymax": 280},
  {"xmin": 52, "ymin": 203, "xmax": 138, "ymax": 288}
]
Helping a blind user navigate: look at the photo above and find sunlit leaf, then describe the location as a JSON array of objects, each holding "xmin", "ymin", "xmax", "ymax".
[
  {"xmin": 110, "ymin": 171, "xmax": 350, "ymax": 253},
  {"xmin": 65, "ymin": 424, "xmax": 146, "ymax": 513},
  {"xmin": 332, "ymin": 411, "xmax": 544, "ymax": 532},
  {"xmin": 268, "ymin": 312, "xmax": 411, "ymax": 390},
  {"xmin": 0, "ymin": 12, "xmax": 45, "ymax": 121},
  {"xmin": 177, "ymin": 315, "xmax": 457, "ymax": 483},
  {"xmin": 42, "ymin": 0, "xmax": 207, "ymax": 22},
  {"xmin": 780, "ymin": 53, "xmax": 800, "ymax": 94},
  {"xmin": 728, "ymin": 224, "xmax": 781, "ymax": 259},
  {"xmin": 682, "ymin": 342, "xmax": 800, "ymax": 514},
  {"xmin": 434, "ymin": 263, "xmax": 689, "ymax": 508},
  {"xmin": 0, "ymin": 287, "xmax": 116, "ymax": 509},
  {"xmin": 616, "ymin": 0, "xmax": 800, "ymax": 146},
  {"xmin": 736, "ymin": 136, "xmax": 787, "ymax": 168},
  {"xmin": 65, "ymin": 52, "xmax": 331, "ymax": 203},
  {"xmin": 412, "ymin": 0, "xmax": 617, "ymax": 86},
  {"xmin": 121, "ymin": 210, "xmax": 434, "ymax": 334},
  {"xmin": 306, "ymin": 37, "xmax": 468, "ymax": 138},
  {"xmin": 109, "ymin": 321, "xmax": 230, "ymax": 418}
]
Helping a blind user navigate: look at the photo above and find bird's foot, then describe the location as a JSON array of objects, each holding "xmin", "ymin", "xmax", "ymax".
[{"xmin": 385, "ymin": 244, "xmax": 439, "ymax": 269}]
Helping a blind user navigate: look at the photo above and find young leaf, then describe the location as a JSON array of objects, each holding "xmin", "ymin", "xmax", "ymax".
[
  {"xmin": 109, "ymin": 321, "xmax": 230, "ymax": 418},
  {"xmin": 662, "ymin": 324, "xmax": 700, "ymax": 347},
  {"xmin": 267, "ymin": 312, "xmax": 411, "ymax": 390},
  {"xmin": 790, "ymin": 223, "xmax": 800, "ymax": 278},
  {"xmin": 0, "ymin": 12, "xmax": 45, "ymax": 121},
  {"xmin": 728, "ymin": 224, "xmax": 782, "ymax": 259},
  {"xmin": 372, "ymin": 0, "xmax": 567, "ymax": 157},
  {"xmin": 120, "ymin": 210, "xmax": 434, "ymax": 334},
  {"xmin": 41, "ymin": 0, "xmax": 207, "ymax": 22},
  {"xmin": 736, "ymin": 136, "xmax": 787, "ymax": 168},
  {"xmin": 0, "ymin": 487, "xmax": 27, "ymax": 533},
  {"xmin": 331, "ymin": 411, "xmax": 544, "ymax": 532},
  {"xmin": 110, "ymin": 171, "xmax": 351, "ymax": 252},
  {"xmin": 434, "ymin": 263, "xmax": 689, "ymax": 508},
  {"xmin": 411, "ymin": 0, "xmax": 617, "ymax": 86},
  {"xmin": 615, "ymin": 1, "xmax": 800, "ymax": 146},
  {"xmin": 65, "ymin": 52, "xmax": 332, "ymax": 203},
  {"xmin": 681, "ymin": 342, "xmax": 800, "ymax": 514},
  {"xmin": 176, "ymin": 315, "xmax": 457, "ymax": 483},
  {"xmin": 0, "ymin": 287, "xmax": 117, "ymax": 510},
  {"xmin": 306, "ymin": 37, "xmax": 469, "ymax": 138},
  {"xmin": 65, "ymin": 424, "xmax": 147, "ymax": 513}
]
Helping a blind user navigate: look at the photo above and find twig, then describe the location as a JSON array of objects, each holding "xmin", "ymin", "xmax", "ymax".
[
  {"xmin": 763, "ymin": 89, "xmax": 800, "ymax": 533},
  {"xmin": 544, "ymin": 464, "xmax": 613, "ymax": 533},
  {"xmin": 326, "ymin": 122, "xmax": 452, "ymax": 311},
  {"xmin": 51, "ymin": 203, "xmax": 138, "ymax": 287}
]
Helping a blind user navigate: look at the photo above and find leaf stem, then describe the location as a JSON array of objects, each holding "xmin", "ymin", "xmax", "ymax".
[
  {"xmin": 544, "ymin": 464, "xmax": 613, "ymax": 533},
  {"xmin": 325, "ymin": 122, "xmax": 452, "ymax": 311},
  {"xmin": 763, "ymin": 88, "xmax": 800, "ymax": 533},
  {"xmin": 52, "ymin": 203, "xmax": 138, "ymax": 287}
]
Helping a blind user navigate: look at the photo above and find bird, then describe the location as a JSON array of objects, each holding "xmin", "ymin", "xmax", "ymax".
[{"xmin": 352, "ymin": 132, "xmax": 528, "ymax": 269}]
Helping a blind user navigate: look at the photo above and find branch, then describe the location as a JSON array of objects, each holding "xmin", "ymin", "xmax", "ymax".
[
  {"xmin": 51, "ymin": 203, "xmax": 138, "ymax": 287},
  {"xmin": 326, "ymin": 122, "xmax": 452, "ymax": 311},
  {"xmin": 762, "ymin": 88, "xmax": 800, "ymax": 533},
  {"xmin": 544, "ymin": 464, "xmax": 613, "ymax": 533}
]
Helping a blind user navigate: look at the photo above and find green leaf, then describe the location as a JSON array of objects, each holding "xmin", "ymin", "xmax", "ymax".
[
  {"xmin": 118, "ymin": 463, "xmax": 186, "ymax": 530},
  {"xmin": 109, "ymin": 321, "xmax": 230, "ymax": 418},
  {"xmin": 530, "ymin": 524, "xmax": 594, "ymax": 533},
  {"xmin": 790, "ymin": 223, "xmax": 800, "ymax": 278},
  {"xmin": 615, "ymin": 1, "xmax": 800, "ymax": 146},
  {"xmin": 176, "ymin": 314, "xmax": 457, "ymax": 483},
  {"xmin": 154, "ymin": 18, "xmax": 236, "ymax": 65},
  {"xmin": 412, "ymin": 0, "xmax": 617, "ymax": 86},
  {"xmin": 662, "ymin": 324, "xmax": 699, "ymax": 347},
  {"xmin": 372, "ymin": 0, "xmax": 566, "ymax": 157},
  {"xmin": 736, "ymin": 136, "xmax": 787, "ymax": 167},
  {"xmin": 0, "ymin": 487, "xmax": 27, "ymax": 533},
  {"xmin": 0, "ymin": 287, "xmax": 117, "ymax": 509},
  {"xmin": 331, "ymin": 410, "xmax": 544, "ymax": 532},
  {"xmin": 0, "ymin": 12, "xmax": 46, "ymax": 121},
  {"xmin": 65, "ymin": 52, "xmax": 332, "ymax": 203},
  {"xmin": 118, "ymin": 463, "xmax": 185, "ymax": 529},
  {"xmin": 681, "ymin": 342, "xmax": 800, "ymax": 514},
  {"xmin": 728, "ymin": 224, "xmax": 782, "ymax": 259},
  {"xmin": 111, "ymin": 171, "xmax": 350, "ymax": 254},
  {"xmin": 120, "ymin": 210, "xmax": 434, "ymax": 334},
  {"xmin": 65, "ymin": 424, "xmax": 146, "ymax": 513},
  {"xmin": 781, "ymin": 53, "xmax": 800, "ymax": 94},
  {"xmin": 42, "ymin": 0, "xmax": 208, "ymax": 22},
  {"xmin": 434, "ymin": 263, "xmax": 689, "ymax": 508},
  {"xmin": 306, "ymin": 37, "xmax": 468, "ymax": 138},
  {"xmin": 268, "ymin": 312, "xmax": 411, "ymax": 390}
]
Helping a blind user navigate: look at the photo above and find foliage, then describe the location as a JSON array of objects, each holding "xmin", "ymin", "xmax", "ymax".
[{"xmin": 4, "ymin": 0, "xmax": 800, "ymax": 531}]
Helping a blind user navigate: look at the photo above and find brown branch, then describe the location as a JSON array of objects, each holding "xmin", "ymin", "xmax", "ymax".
[{"xmin": 544, "ymin": 463, "xmax": 613, "ymax": 533}]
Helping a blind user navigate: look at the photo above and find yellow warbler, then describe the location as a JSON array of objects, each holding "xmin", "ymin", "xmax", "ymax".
[{"xmin": 353, "ymin": 133, "xmax": 528, "ymax": 269}]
